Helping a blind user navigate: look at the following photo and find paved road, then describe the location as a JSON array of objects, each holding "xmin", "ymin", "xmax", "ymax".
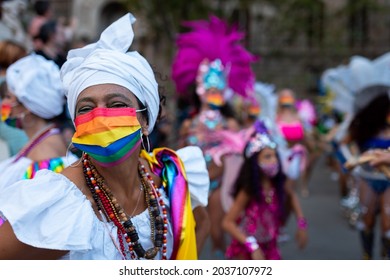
[{"xmin": 199, "ymin": 154, "xmax": 371, "ymax": 260}]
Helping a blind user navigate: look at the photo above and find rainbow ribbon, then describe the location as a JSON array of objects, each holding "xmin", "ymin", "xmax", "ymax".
[{"xmin": 140, "ymin": 148, "xmax": 197, "ymax": 260}]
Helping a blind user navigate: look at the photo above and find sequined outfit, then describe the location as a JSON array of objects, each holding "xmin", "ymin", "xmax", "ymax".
[{"xmin": 225, "ymin": 190, "xmax": 281, "ymax": 260}]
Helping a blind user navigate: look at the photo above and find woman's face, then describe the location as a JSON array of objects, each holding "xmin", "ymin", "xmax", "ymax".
[
  {"xmin": 75, "ymin": 84, "xmax": 149, "ymax": 134},
  {"xmin": 278, "ymin": 89, "xmax": 295, "ymax": 109},
  {"xmin": 257, "ymin": 147, "xmax": 278, "ymax": 166}
]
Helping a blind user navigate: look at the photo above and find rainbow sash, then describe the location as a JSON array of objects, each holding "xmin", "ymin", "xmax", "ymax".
[{"xmin": 140, "ymin": 148, "xmax": 197, "ymax": 260}]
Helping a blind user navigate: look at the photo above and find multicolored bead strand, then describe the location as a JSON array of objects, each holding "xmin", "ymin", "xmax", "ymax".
[{"xmin": 82, "ymin": 153, "xmax": 168, "ymax": 260}]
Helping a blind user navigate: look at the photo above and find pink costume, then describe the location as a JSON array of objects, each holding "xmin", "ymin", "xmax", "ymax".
[
  {"xmin": 276, "ymin": 120, "xmax": 307, "ymax": 179},
  {"xmin": 225, "ymin": 189, "xmax": 281, "ymax": 260},
  {"xmin": 276, "ymin": 120, "xmax": 305, "ymax": 142},
  {"xmin": 171, "ymin": 15, "xmax": 258, "ymax": 190}
]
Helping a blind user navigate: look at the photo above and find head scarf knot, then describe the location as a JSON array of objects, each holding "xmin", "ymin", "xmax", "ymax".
[{"xmin": 60, "ymin": 13, "xmax": 159, "ymax": 133}]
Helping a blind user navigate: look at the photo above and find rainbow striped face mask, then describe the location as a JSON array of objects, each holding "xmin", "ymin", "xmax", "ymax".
[
  {"xmin": 206, "ymin": 92, "xmax": 225, "ymax": 110},
  {"xmin": 1, "ymin": 103, "xmax": 23, "ymax": 129},
  {"xmin": 72, "ymin": 107, "xmax": 145, "ymax": 167}
]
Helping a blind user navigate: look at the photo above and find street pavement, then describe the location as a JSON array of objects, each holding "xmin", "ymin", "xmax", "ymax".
[{"xmin": 199, "ymin": 154, "xmax": 371, "ymax": 260}]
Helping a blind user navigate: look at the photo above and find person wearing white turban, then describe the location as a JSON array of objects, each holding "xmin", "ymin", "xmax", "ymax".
[
  {"xmin": 6, "ymin": 53, "xmax": 65, "ymax": 119},
  {"xmin": 0, "ymin": 52, "xmax": 78, "ymax": 197},
  {"xmin": 0, "ymin": 13, "xmax": 209, "ymax": 260},
  {"xmin": 61, "ymin": 13, "xmax": 159, "ymax": 133}
]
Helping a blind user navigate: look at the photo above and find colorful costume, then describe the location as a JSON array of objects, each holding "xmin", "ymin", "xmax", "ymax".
[
  {"xmin": 172, "ymin": 15, "xmax": 257, "ymax": 162},
  {"xmin": 0, "ymin": 146, "xmax": 209, "ymax": 260},
  {"xmin": 226, "ymin": 190, "xmax": 281, "ymax": 260}
]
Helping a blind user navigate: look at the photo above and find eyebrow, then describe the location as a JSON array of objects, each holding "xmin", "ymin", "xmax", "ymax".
[
  {"xmin": 104, "ymin": 92, "xmax": 134, "ymax": 104},
  {"xmin": 77, "ymin": 93, "xmax": 134, "ymax": 105}
]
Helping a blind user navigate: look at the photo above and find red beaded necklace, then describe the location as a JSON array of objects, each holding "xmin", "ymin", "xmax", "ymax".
[{"xmin": 82, "ymin": 153, "xmax": 168, "ymax": 260}]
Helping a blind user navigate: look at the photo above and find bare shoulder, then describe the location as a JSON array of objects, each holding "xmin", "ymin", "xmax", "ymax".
[
  {"xmin": 61, "ymin": 164, "xmax": 88, "ymax": 194},
  {"xmin": 226, "ymin": 117, "xmax": 241, "ymax": 132}
]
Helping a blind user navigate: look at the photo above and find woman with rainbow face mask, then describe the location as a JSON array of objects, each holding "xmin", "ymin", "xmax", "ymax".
[
  {"xmin": 0, "ymin": 53, "xmax": 78, "ymax": 206},
  {"xmin": 172, "ymin": 15, "xmax": 257, "ymax": 256},
  {"xmin": 0, "ymin": 13, "xmax": 209, "ymax": 260},
  {"xmin": 0, "ymin": 40, "xmax": 29, "ymax": 160}
]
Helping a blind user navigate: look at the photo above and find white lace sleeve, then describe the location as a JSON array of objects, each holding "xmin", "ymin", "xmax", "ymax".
[
  {"xmin": 0, "ymin": 169, "xmax": 96, "ymax": 251},
  {"xmin": 176, "ymin": 146, "xmax": 210, "ymax": 209}
]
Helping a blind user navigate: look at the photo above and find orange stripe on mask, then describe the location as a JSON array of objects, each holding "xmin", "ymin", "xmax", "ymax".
[{"xmin": 73, "ymin": 115, "xmax": 139, "ymax": 137}]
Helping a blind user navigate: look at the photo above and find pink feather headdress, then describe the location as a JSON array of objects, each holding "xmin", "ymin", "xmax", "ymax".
[{"xmin": 171, "ymin": 15, "xmax": 258, "ymax": 99}]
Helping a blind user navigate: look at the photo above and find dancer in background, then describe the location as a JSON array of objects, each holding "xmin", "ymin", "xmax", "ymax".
[
  {"xmin": 171, "ymin": 15, "xmax": 257, "ymax": 255},
  {"xmin": 275, "ymin": 88, "xmax": 309, "ymax": 197},
  {"xmin": 222, "ymin": 120, "xmax": 308, "ymax": 259}
]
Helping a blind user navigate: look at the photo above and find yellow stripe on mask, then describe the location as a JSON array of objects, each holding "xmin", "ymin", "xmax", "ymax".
[{"xmin": 72, "ymin": 126, "xmax": 141, "ymax": 147}]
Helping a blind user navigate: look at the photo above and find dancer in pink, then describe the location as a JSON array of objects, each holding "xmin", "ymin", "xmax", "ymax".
[
  {"xmin": 171, "ymin": 15, "xmax": 257, "ymax": 254},
  {"xmin": 222, "ymin": 120, "xmax": 308, "ymax": 259}
]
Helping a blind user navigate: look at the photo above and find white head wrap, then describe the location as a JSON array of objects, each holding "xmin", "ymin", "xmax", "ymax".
[
  {"xmin": 6, "ymin": 53, "xmax": 65, "ymax": 119},
  {"xmin": 60, "ymin": 13, "xmax": 159, "ymax": 133}
]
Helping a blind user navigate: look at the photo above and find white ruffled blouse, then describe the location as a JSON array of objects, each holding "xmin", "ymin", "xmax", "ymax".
[
  {"xmin": 0, "ymin": 146, "xmax": 209, "ymax": 260},
  {"xmin": 0, "ymin": 154, "xmax": 79, "ymax": 191}
]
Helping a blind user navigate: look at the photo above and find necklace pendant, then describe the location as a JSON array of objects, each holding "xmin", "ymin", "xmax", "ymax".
[{"xmin": 144, "ymin": 247, "xmax": 159, "ymax": 259}]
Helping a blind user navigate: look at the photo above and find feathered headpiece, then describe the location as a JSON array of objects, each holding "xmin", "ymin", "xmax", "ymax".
[
  {"xmin": 245, "ymin": 120, "xmax": 277, "ymax": 158},
  {"xmin": 320, "ymin": 52, "xmax": 390, "ymax": 115},
  {"xmin": 171, "ymin": 15, "xmax": 258, "ymax": 99}
]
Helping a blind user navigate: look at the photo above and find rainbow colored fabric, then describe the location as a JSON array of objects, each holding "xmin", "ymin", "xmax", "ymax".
[
  {"xmin": 1, "ymin": 104, "xmax": 11, "ymax": 122},
  {"xmin": 72, "ymin": 108, "xmax": 141, "ymax": 167},
  {"xmin": 23, "ymin": 157, "xmax": 65, "ymax": 179},
  {"xmin": 140, "ymin": 148, "xmax": 197, "ymax": 260},
  {"xmin": 206, "ymin": 92, "xmax": 225, "ymax": 107}
]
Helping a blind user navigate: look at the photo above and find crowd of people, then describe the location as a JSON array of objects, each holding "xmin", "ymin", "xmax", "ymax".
[{"xmin": 0, "ymin": 1, "xmax": 389, "ymax": 261}]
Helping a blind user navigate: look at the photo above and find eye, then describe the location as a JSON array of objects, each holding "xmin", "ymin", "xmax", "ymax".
[
  {"xmin": 109, "ymin": 102, "xmax": 128, "ymax": 108},
  {"xmin": 77, "ymin": 106, "xmax": 94, "ymax": 114}
]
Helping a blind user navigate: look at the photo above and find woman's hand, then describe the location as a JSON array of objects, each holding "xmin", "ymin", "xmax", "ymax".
[
  {"xmin": 251, "ymin": 248, "xmax": 266, "ymax": 260},
  {"xmin": 367, "ymin": 149, "xmax": 390, "ymax": 167},
  {"xmin": 295, "ymin": 228, "xmax": 308, "ymax": 249}
]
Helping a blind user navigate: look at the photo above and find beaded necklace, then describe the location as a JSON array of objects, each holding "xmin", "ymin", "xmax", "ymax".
[{"xmin": 82, "ymin": 153, "xmax": 168, "ymax": 260}]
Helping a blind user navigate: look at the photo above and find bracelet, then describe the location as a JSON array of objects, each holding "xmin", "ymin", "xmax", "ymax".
[
  {"xmin": 297, "ymin": 217, "xmax": 307, "ymax": 230},
  {"xmin": 244, "ymin": 236, "xmax": 259, "ymax": 253}
]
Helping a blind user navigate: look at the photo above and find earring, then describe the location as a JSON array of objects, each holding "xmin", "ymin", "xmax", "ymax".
[{"xmin": 141, "ymin": 133, "xmax": 151, "ymax": 152}]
